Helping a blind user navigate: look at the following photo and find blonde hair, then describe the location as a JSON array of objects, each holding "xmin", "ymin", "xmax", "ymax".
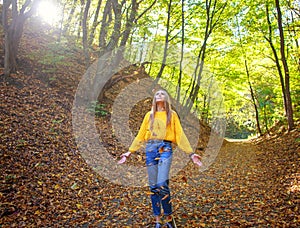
[{"xmin": 149, "ymin": 89, "xmax": 172, "ymax": 130}]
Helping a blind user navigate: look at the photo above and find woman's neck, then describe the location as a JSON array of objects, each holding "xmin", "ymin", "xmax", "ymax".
[{"xmin": 156, "ymin": 104, "xmax": 165, "ymax": 111}]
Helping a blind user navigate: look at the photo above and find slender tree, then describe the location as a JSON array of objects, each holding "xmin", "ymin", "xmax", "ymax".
[
  {"xmin": 176, "ymin": 0, "xmax": 185, "ymax": 103},
  {"xmin": 82, "ymin": 0, "xmax": 91, "ymax": 66},
  {"xmin": 265, "ymin": 2, "xmax": 287, "ymax": 115},
  {"xmin": 98, "ymin": 0, "xmax": 122, "ymax": 55},
  {"xmin": 286, "ymin": 3, "xmax": 300, "ymax": 72},
  {"xmin": 120, "ymin": 0, "xmax": 138, "ymax": 47},
  {"xmin": 62, "ymin": 0, "xmax": 78, "ymax": 36},
  {"xmin": 185, "ymin": 0, "xmax": 227, "ymax": 111},
  {"xmin": 88, "ymin": 0, "xmax": 103, "ymax": 46},
  {"xmin": 236, "ymin": 12, "xmax": 262, "ymax": 135},
  {"xmin": 265, "ymin": 0, "xmax": 294, "ymax": 131},
  {"xmin": 245, "ymin": 60, "xmax": 262, "ymax": 135},
  {"xmin": 275, "ymin": 0, "xmax": 294, "ymax": 130},
  {"xmin": 155, "ymin": 0, "xmax": 172, "ymax": 82}
]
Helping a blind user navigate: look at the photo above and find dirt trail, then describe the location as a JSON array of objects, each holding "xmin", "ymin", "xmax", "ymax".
[
  {"xmin": 122, "ymin": 138, "xmax": 298, "ymax": 228},
  {"xmin": 166, "ymin": 138, "xmax": 299, "ymax": 227},
  {"xmin": 91, "ymin": 139, "xmax": 299, "ymax": 227},
  {"xmin": 168, "ymin": 140, "xmax": 269, "ymax": 227}
]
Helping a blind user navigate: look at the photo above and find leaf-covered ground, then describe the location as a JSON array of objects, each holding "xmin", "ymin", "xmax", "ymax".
[{"xmin": 1, "ymin": 23, "xmax": 300, "ymax": 227}]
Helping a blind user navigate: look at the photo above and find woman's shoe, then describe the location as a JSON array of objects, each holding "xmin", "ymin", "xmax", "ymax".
[
  {"xmin": 164, "ymin": 221, "xmax": 173, "ymax": 228},
  {"xmin": 154, "ymin": 222, "xmax": 162, "ymax": 228},
  {"xmin": 164, "ymin": 216, "xmax": 176, "ymax": 228}
]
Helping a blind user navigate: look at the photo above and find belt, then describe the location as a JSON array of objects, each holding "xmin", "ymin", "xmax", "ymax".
[{"xmin": 147, "ymin": 139, "xmax": 172, "ymax": 144}]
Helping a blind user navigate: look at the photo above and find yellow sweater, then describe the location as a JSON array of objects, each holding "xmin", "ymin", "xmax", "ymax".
[{"xmin": 129, "ymin": 111, "xmax": 193, "ymax": 154}]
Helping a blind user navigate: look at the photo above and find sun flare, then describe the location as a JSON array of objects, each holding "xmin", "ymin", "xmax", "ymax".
[{"xmin": 37, "ymin": 1, "xmax": 60, "ymax": 25}]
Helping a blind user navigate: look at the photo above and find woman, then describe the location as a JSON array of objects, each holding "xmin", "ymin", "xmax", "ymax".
[{"xmin": 118, "ymin": 89, "xmax": 202, "ymax": 228}]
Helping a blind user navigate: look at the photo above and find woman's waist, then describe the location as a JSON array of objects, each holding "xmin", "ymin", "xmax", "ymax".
[
  {"xmin": 147, "ymin": 139, "xmax": 173, "ymax": 144},
  {"xmin": 146, "ymin": 139, "xmax": 174, "ymax": 154},
  {"xmin": 145, "ymin": 131, "xmax": 175, "ymax": 142}
]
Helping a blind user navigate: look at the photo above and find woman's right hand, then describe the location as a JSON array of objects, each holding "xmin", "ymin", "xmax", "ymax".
[
  {"xmin": 190, "ymin": 153, "xmax": 203, "ymax": 166},
  {"xmin": 118, "ymin": 151, "xmax": 131, "ymax": 164}
]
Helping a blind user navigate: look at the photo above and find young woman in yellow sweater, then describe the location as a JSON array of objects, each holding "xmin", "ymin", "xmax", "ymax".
[{"xmin": 118, "ymin": 89, "xmax": 202, "ymax": 228}]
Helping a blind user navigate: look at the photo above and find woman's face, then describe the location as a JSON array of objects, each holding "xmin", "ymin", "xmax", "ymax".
[{"xmin": 155, "ymin": 90, "xmax": 167, "ymax": 103}]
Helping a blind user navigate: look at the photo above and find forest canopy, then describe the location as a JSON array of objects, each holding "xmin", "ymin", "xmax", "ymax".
[{"xmin": 1, "ymin": 0, "xmax": 299, "ymax": 138}]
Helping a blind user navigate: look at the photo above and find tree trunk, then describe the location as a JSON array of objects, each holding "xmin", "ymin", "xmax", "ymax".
[
  {"xmin": 185, "ymin": 0, "xmax": 227, "ymax": 112},
  {"xmin": 105, "ymin": 0, "xmax": 122, "ymax": 51},
  {"xmin": 88, "ymin": 0, "xmax": 103, "ymax": 46},
  {"xmin": 176, "ymin": 0, "xmax": 185, "ymax": 104},
  {"xmin": 235, "ymin": 12, "xmax": 262, "ymax": 136},
  {"xmin": 265, "ymin": 3, "xmax": 288, "ymax": 120},
  {"xmin": 62, "ymin": 0, "xmax": 78, "ymax": 36},
  {"xmin": 77, "ymin": 0, "xmax": 85, "ymax": 42},
  {"xmin": 275, "ymin": 0, "xmax": 294, "ymax": 131},
  {"xmin": 120, "ymin": 0, "xmax": 137, "ymax": 47},
  {"xmin": 82, "ymin": 0, "xmax": 91, "ymax": 66},
  {"xmin": 98, "ymin": 1, "xmax": 112, "ymax": 55},
  {"xmin": 263, "ymin": 106, "xmax": 270, "ymax": 134},
  {"xmin": 155, "ymin": 0, "xmax": 172, "ymax": 83},
  {"xmin": 3, "ymin": 0, "xmax": 38, "ymax": 77},
  {"xmin": 184, "ymin": 2, "xmax": 209, "ymax": 111},
  {"xmin": 286, "ymin": 9, "xmax": 300, "ymax": 72},
  {"xmin": 245, "ymin": 60, "xmax": 262, "ymax": 136},
  {"xmin": 4, "ymin": 21, "xmax": 23, "ymax": 75},
  {"xmin": 98, "ymin": 0, "xmax": 123, "ymax": 55}
]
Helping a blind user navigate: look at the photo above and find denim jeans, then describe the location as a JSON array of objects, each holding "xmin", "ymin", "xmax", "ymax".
[{"xmin": 146, "ymin": 140, "xmax": 173, "ymax": 216}]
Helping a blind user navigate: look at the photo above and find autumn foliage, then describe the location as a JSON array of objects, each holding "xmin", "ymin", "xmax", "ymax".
[{"xmin": 0, "ymin": 20, "xmax": 299, "ymax": 227}]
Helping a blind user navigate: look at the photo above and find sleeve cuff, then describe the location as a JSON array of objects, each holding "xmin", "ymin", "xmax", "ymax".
[{"xmin": 189, "ymin": 153, "xmax": 195, "ymax": 158}]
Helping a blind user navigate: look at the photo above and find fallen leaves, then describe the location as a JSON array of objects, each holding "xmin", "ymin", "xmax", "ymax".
[{"xmin": 1, "ymin": 34, "xmax": 299, "ymax": 227}]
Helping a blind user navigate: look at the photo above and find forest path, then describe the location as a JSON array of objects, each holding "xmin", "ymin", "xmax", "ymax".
[
  {"xmin": 90, "ymin": 140, "xmax": 268, "ymax": 227},
  {"xmin": 97, "ymin": 138, "xmax": 298, "ymax": 227},
  {"xmin": 166, "ymin": 140, "xmax": 270, "ymax": 227},
  {"xmin": 163, "ymin": 136, "xmax": 299, "ymax": 227},
  {"xmin": 120, "ymin": 140, "xmax": 300, "ymax": 227}
]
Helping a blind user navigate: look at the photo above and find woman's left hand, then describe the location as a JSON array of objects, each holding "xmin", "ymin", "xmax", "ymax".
[
  {"xmin": 118, "ymin": 151, "xmax": 131, "ymax": 164},
  {"xmin": 191, "ymin": 153, "xmax": 202, "ymax": 166}
]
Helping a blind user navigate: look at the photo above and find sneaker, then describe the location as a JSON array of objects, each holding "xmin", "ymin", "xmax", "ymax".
[
  {"xmin": 164, "ymin": 217, "xmax": 176, "ymax": 228},
  {"xmin": 154, "ymin": 222, "xmax": 162, "ymax": 228},
  {"xmin": 164, "ymin": 222, "xmax": 173, "ymax": 228}
]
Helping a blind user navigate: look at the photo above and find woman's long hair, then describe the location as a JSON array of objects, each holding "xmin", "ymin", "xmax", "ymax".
[{"xmin": 149, "ymin": 90, "xmax": 172, "ymax": 131}]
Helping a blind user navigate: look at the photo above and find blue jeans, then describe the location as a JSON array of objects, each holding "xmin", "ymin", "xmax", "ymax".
[{"xmin": 146, "ymin": 140, "xmax": 173, "ymax": 216}]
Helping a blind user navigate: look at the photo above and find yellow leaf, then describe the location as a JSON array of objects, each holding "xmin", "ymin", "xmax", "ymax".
[
  {"xmin": 54, "ymin": 184, "xmax": 60, "ymax": 189},
  {"xmin": 113, "ymin": 211, "xmax": 122, "ymax": 216},
  {"xmin": 146, "ymin": 192, "xmax": 154, "ymax": 195},
  {"xmin": 35, "ymin": 210, "xmax": 41, "ymax": 215}
]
